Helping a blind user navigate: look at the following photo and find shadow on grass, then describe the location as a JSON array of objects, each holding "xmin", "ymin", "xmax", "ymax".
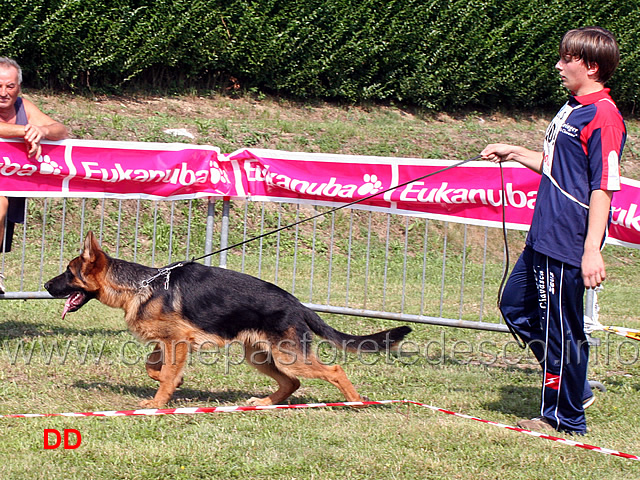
[
  {"xmin": 0, "ymin": 320, "xmax": 124, "ymax": 339},
  {"xmin": 72, "ymin": 379, "xmax": 319, "ymax": 406},
  {"xmin": 483, "ymin": 384, "xmax": 541, "ymax": 419}
]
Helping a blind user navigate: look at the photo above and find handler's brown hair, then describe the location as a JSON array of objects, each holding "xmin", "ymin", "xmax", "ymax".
[{"xmin": 559, "ymin": 26, "xmax": 620, "ymax": 84}]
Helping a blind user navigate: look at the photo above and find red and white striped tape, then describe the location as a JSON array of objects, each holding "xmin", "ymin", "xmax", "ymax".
[
  {"xmin": 2, "ymin": 399, "xmax": 638, "ymax": 461},
  {"xmin": 0, "ymin": 400, "xmax": 393, "ymax": 418},
  {"xmin": 401, "ymin": 400, "xmax": 640, "ymax": 461}
]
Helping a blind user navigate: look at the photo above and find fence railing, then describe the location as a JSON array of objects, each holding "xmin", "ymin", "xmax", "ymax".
[{"xmin": 0, "ymin": 196, "xmax": 524, "ymax": 333}]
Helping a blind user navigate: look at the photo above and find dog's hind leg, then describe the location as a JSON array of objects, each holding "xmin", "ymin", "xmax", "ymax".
[
  {"xmin": 139, "ymin": 340, "xmax": 190, "ymax": 408},
  {"xmin": 273, "ymin": 348, "xmax": 365, "ymax": 403},
  {"xmin": 244, "ymin": 344, "xmax": 301, "ymax": 406}
]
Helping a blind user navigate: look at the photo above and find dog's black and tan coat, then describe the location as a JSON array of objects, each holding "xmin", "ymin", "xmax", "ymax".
[{"xmin": 45, "ymin": 232, "xmax": 411, "ymax": 408}]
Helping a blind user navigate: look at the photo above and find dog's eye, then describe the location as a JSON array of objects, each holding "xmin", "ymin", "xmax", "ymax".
[{"xmin": 67, "ymin": 266, "xmax": 85, "ymax": 284}]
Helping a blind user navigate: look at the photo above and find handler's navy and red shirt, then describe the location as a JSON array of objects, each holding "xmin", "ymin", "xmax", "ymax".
[{"xmin": 526, "ymin": 88, "xmax": 626, "ymax": 267}]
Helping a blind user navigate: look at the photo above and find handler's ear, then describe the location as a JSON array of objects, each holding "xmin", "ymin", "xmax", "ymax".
[{"xmin": 586, "ymin": 61, "xmax": 600, "ymax": 80}]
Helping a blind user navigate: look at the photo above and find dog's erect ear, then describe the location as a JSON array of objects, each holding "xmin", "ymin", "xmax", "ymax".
[{"xmin": 81, "ymin": 231, "xmax": 102, "ymax": 263}]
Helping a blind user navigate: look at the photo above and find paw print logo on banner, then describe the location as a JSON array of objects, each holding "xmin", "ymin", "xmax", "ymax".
[
  {"xmin": 38, "ymin": 155, "xmax": 61, "ymax": 175},
  {"xmin": 209, "ymin": 160, "xmax": 230, "ymax": 184},
  {"xmin": 357, "ymin": 174, "xmax": 383, "ymax": 196}
]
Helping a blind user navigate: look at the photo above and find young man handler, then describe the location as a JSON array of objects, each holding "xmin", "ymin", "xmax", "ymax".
[{"xmin": 481, "ymin": 26, "xmax": 626, "ymax": 434}]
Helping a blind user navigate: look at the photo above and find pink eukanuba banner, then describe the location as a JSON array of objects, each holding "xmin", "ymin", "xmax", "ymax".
[{"xmin": 1, "ymin": 139, "xmax": 639, "ymax": 248}]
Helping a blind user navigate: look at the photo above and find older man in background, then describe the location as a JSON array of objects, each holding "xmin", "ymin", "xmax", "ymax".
[{"xmin": 0, "ymin": 57, "xmax": 68, "ymax": 292}]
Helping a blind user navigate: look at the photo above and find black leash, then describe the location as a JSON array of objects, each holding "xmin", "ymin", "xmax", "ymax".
[
  {"xmin": 189, "ymin": 154, "xmax": 482, "ymax": 264},
  {"xmin": 496, "ymin": 162, "xmax": 527, "ymax": 349},
  {"xmin": 145, "ymin": 150, "xmax": 523, "ymax": 346},
  {"xmin": 497, "ymin": 162, "xmax": 510, "ymax": 306}
]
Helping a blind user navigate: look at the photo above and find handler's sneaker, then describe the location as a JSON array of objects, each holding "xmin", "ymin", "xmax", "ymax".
[
  {"xmin": 517, "ymin": 416, "xmax": 555, "ymax": 432},
  {"xmin": 0, "ymin": 274, "xmax": 5, "ymax": 294},
  {"xmin": 583, "ymin": 395, "xmax": 595, "ymax": 410}
]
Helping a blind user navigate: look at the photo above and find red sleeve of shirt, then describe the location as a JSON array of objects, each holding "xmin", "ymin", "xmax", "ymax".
[{"xmin": 580, "ymin": 99, "xmax": 625, "ymax": 191}]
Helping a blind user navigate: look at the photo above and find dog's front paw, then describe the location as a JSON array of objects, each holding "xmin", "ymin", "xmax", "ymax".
[
  {"xmin": 246, "ymin": 396, "xmax": 273, "ymax": 406},
  {"xmin": 353, "ymin": 396, "xmax": 370, "ymax": 408},
  {"xmin": 138, "ymin": 399, "xmax": 164, "ymax": 409}
]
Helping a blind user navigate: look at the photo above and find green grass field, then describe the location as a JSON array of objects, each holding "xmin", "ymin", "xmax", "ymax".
[{"xmin": 1, "ymin": 92, "xmax": 640, "ymax": 479}]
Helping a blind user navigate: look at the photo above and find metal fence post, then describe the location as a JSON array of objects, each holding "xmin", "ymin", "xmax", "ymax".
[
  {"xmin": 218, "ymin": 198, "xmax": 231, "ymax": 268},
  {"xmin": 204, "ymin": 197, "xmax": 216, "ymax": 267}
]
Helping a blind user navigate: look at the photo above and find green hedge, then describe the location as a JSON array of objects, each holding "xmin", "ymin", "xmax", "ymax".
[{"xmin": 1, "ymin": 0, "xmax": 638, "ymax": 112}]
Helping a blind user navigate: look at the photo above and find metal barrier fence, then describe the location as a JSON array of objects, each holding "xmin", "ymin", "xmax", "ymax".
[{"xmin": 0, "ymin": 196, "xmax": 515, "ymax": 333}]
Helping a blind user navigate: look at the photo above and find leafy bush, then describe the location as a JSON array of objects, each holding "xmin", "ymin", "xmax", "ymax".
[{"xmin": 0, "ymin": 0, "xmax": 637, "ymax": 112}]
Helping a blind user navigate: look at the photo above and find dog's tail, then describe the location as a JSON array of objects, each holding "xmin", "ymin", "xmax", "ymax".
[{"xmin": 303, "ymin": 310, "xmax": 411, "ymax": 353}]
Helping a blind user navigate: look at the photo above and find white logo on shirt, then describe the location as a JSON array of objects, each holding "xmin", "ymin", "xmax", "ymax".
[{"xmin": 543, "ymin": 102, "xmax": 576, "ymax": 176}]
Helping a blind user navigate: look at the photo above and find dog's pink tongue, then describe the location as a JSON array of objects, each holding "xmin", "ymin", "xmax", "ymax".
[
  {"xmin": 62, "ymin": 298, "xmax": 73, "ymax": 319},
  {"xmin": 61, "ymin": 294, "xmax": 79, "ymax": 319}
]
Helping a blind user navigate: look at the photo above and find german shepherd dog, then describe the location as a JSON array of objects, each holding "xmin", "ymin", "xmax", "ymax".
[{"xmin": 45, "ymin": 232, "xmax": 411, "ymax": 408}]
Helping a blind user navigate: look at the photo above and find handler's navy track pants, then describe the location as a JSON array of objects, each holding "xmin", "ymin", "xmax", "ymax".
[{"xmin": 500, "ymin": 246, "xmax": 592, "ymax": 434}]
